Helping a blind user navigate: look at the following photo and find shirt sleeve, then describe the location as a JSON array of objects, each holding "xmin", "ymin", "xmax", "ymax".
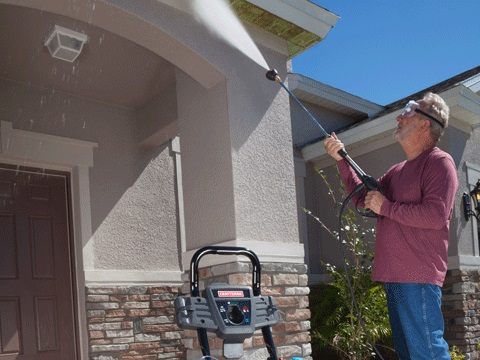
[
  {"xmin": 379, "ymin": 155, "xmax": 458, "ymax": 229},
  {"xmin": 338, "ymin": 159, "xmax": 365, "ymax": 206}
]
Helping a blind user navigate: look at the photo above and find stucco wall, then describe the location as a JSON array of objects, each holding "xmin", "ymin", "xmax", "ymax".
[
  {"xmin": 290, "ymin": 100, "xmax": 357, "ymax": 147},
  {"xmin": 171, "ymin": 10, "xmax": 302, "ymax": 251},
  {"xmin": 92, "ymin": 142, "xmax": 179, "ymax": 272},
  {"xmin": 229, "ymin": 58, "xmax": 301, "ymax": 245},
  {"xmin": 176, "ymin": 71, "xmax": 237, "ymax": 250},
  {"xmin": 447, "ymin": 124, "xmax": 480, "ymax": 257},
  {"xmin": 0, "ymin": 78, "xmax": 181, "ymax": 274}
]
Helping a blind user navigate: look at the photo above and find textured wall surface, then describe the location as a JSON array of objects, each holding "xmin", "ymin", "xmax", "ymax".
[
  {"xmin": 443, "ymin": 269, "xmax": 480, "ymax": 359},
  {"xmin": 86, "ymin": 285, "xmax": 183, "ymax": 359},
  {"xmin": 93, "ymin": 143, "xmax": 179, "ymax": 271},
  {"xmin": 0, "ymin": 78, "xmax": 182, "ymax": 273}
]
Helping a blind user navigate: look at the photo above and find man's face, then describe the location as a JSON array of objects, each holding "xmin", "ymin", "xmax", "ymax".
[
  {"xmin": 395, "ymin": 113, "xmax": 419, "ymax": 142},
  {"xmin": 394, "ymin": 100, "xmax": 423, "ymax": 142}
]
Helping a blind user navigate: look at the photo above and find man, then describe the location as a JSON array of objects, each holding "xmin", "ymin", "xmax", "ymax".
[{"xmin": 324, "ymin": 92, "xmax": 458, "ymax": 359}]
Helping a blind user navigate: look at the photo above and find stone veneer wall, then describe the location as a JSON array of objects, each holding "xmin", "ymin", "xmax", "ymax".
[
  {"xmin": 86, "ymin": 285, "xmax": 185, "ymax": 360},
  {"xmin": 85, "ymin": 262, "xmax": 311, "ymax": 360},
  {"xmin": 181, "ymin": 261, "xmax": 312, "ymax": 360},
  {"xmin": 443, "ymin": 269, "xmax": 480, "ymax": 360}
]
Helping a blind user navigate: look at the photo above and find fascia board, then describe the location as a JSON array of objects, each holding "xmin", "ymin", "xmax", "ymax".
[
  {"xmin": 458, "ymin": 73, "xmax": 480, "ymax": 93},
  {"xmin": 441, "ymin": 86, "xmax": 480, "ymax": 129},
  {"xmin": 288, "ymin": 74, "xmax": 384, "ymax": 116}
]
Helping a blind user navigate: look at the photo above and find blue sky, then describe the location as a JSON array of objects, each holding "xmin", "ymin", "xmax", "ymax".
[{"xmin": 291, "ymin": 1, "xmax": 480, "ymax": 106}]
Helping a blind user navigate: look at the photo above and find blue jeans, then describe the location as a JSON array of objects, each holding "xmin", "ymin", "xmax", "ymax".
[{"xmin": 384, "ymin": 283, "xmax": 450, "ymax": 360}]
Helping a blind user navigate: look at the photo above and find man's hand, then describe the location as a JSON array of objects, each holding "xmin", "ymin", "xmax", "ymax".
[
  {"xmin": 364, "ymin": 190, "xmax": 386, "ymax": 214},
  {"xmin": 324, "ymin": 132, "xmax": 345, "ymax": 161}
]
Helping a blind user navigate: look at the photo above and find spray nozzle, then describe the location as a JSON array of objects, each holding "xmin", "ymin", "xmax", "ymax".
[{"xmin": 265, "ymin": 69, "xmax": 281, "ymax": 83}]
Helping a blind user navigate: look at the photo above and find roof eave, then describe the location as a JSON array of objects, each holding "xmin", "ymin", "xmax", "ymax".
[
  {"xmin": 247, "ymin": 0, "xmax": 339, "ymax": 37},
  {"xmin": 288, "ymin": 73, "xmax": 384, "ymax": 118},
  {"xmin": 302, "ymin": 85, "xmax": 480, "ymax": 167},
  {"xmin": 231, "ymin": 0, "xmax": 339, "ymax": 58}
]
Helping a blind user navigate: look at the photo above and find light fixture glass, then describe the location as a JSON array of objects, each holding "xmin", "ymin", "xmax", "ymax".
[
  {"xmin": 45, "ymin": 25, "xmax": 88, "ymax": 62},
  {"xmin": 463, "ymin": 179, "xmax": 480, "ymax": 221}
]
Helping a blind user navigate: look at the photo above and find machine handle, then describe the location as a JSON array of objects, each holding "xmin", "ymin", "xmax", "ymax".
[{"xmin": 190, "ymin": 246, "xmax": 262, "ymax": 296}]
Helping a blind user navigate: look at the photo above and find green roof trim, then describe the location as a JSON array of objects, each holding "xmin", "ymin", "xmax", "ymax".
[{"xmin": 229, "ymin": 0, "xmax": 323, "ymax": 58}]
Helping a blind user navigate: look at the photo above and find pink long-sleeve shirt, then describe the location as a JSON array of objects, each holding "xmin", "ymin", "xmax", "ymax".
[{"xmin": 338, "ymin": 147, "xmax": 458, "ymax": 287}]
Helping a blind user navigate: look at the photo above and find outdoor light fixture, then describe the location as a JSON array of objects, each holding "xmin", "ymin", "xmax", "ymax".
[
  {"xmin": 463, "ymin": 179, "xmax": 480, "ymax": 221},
  {"xmin": 45, "ymin": 25, "xmax": 88, "ymax": 62}
]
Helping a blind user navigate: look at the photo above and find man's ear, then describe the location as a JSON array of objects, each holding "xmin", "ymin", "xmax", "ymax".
[{"xmin": 420, "ymin": 118, "xmax": 431, "ymax": 132}]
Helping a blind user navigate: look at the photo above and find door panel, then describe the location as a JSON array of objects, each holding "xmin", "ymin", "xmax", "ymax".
[
  {"xmin": 0, "ymin": 166, "xmax": 76, "ymax": 360},
  {"xmin": 0, "ymin": 298, "xmax": 22, "ymax": 355},
  {"xmin": 0, "ymin": 214, "xmax": 17, "ymax": 279}
]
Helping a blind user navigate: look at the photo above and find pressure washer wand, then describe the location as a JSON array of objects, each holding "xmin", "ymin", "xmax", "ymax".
[{"xmin": 265, "ymin": 69, "xmax": 381, "ymax": 193}]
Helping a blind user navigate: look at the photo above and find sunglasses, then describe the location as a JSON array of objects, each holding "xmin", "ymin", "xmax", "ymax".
[{"xmin": 401, "ymin": 100, "xmax": 445, "ymax": 129}]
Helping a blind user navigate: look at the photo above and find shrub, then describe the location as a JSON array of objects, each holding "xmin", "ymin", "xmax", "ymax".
[
  {"xmin": 449, "ymin": 346, "xmax": 466, "ymax": 360},
  {"xmin": 306, "ymin": 167, "xmax": 393, "ymax": 359}
]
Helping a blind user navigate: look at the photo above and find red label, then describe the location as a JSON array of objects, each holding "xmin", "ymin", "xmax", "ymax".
[{"xmin": 218, "ymin": 290, "xmax": 244, "ymax": 297}]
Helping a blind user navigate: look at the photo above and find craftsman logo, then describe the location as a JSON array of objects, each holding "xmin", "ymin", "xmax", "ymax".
[{"xmin": 218, "ymin": 290, "xmax": 244, "ymax": 297}]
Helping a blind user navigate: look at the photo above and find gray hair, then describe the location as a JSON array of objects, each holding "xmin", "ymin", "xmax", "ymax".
[{"xmin": 419, "ymin": 92, "xmax": 449, "ymax": 142}]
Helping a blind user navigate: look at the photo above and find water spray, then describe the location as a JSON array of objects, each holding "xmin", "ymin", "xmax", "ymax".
[{"xmin": 266, "ymin": 69, "xmax": 382, "ymax": 216}]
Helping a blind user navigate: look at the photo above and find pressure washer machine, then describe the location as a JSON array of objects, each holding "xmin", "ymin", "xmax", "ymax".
[{"xmin": 174, "ymin": 246, "xmax": 281, "ymax": 359}]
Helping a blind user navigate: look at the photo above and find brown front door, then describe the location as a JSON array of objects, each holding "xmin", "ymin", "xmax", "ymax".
[{"xmin": 0, "ymin": 165, "xmax": 77, "ymax": 359}]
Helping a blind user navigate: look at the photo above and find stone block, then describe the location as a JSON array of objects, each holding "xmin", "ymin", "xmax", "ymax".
[
  {"xmin": 302, "ymin": 342, "xmax": 312, "ymax": 356},
  {"xmin": 105, "ymin": 329, "xmax": 133, "ymax": 338},
  {"xmin": 273, "ymin": 274, "xmax": 298, "ymax": 286},
  {"xmin": 142, "ymin": 316, "xmax": 171, "ymax": 324},
  {"xmin": 285, "ymin": 286, "xmax": 310, "ymax": 295},
  {"xmin": 134, "ymin": 333, "xmax": 161, "ymax": 342},
  {"xmin": 91, "ymin": 354, "xmax": 120, "ymax": 360},
  {"xmin": 89, "ymin": 322, "xmax": 122, "ymax": 331},
  {"xmin": 452, "ymin": 282, "xmax": 476, "ymax": 294},
  {"xmin": 90, "ymin": 344, "xmax": 129, "ymax": 353},
  {"xmin": 87, "ymin": 303, "xmax": 120, "ymax": 310}
]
